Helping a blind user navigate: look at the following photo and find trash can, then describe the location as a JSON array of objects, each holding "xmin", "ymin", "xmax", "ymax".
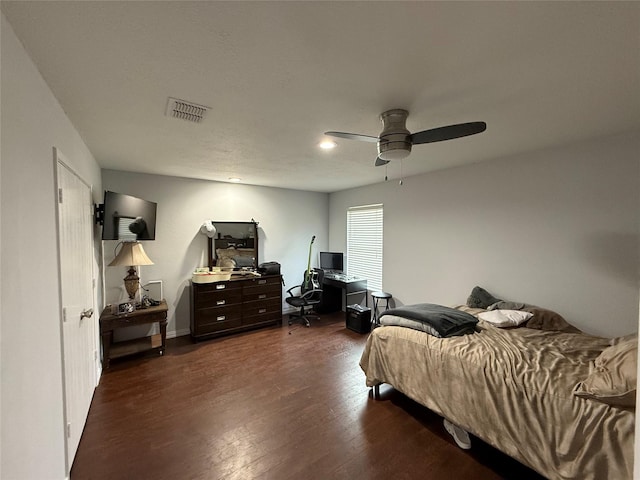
[{"xmin": 346, "ymin": 304, "xmax": 371, "ymax": 334}]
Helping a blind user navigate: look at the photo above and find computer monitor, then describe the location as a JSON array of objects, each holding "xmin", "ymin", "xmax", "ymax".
[{"xmin": 319, "ymin": 252, "xmax": 344, "ymax": 272}]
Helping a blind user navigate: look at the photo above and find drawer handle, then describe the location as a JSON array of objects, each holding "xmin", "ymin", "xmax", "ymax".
[
  {"xmin": 258, "ymin": 280, "xmax": 267, "ymax": 285},
  {"xmin": 216, "ymin": 315, "xmax": 226, "ymax": 321},
  {"xmin": 258, "ymin": 294, "xmax": 267, "ymax": 299},
  {"xmin": 216, "ymin": 300, "xmax": 226, "ymax": 305},
  {"xmin": 216, "ymin": 284, "xmax": 226, "ymax": 290},
  {"xmin": 259, "ymin": 308, "xmax": 267, "ymax": 314}
]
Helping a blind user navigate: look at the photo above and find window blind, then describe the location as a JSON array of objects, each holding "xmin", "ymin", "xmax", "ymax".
[{"xmin": 347, "ymin": 204, "xmax": 383, "ymax": 291}]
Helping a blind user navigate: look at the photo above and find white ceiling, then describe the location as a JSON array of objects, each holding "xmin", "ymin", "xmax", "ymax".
[{"xmin": 2, "ymin": 1, "xmax": 639, "ymax": 193}]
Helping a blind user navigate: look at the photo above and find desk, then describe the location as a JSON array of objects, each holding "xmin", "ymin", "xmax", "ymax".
[
  {"xmin": 100, "ymin": 300, "xmax": 168, "ymax": 369},
  {"xmin": 319, "ymin": 274, "xmax": 367, "ymax": 313}
]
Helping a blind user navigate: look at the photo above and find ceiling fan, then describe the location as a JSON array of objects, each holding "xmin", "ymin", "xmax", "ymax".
[{"xmin": 325, "ymin": 109, "xmax": 486, "ymax": 166}]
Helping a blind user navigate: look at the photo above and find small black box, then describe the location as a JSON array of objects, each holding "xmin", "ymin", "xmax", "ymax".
[{"xmin": 346, "ymin": 304, "xmax": 371, "ymax": 334}]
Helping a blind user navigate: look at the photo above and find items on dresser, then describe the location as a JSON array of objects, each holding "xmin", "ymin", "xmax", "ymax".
[
  {"xmin": 192, "ymin": 267, "xmax": 232, "ymax": 283},
  {"xmin": 204, "ymin": 221, "xmax": 258, "ymax": 270},
  {"xmin": 190, "ymin": 274, "xmax": 282, "ymax": 341},
  {"xmin": 258, "ymin": 261, "xmax": 281, "ymax": 275}
]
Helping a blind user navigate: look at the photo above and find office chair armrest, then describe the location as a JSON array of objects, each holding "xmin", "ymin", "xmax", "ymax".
[{"xmin": 286, "ymin": 284, "xmax": 303, "ymax": 296}]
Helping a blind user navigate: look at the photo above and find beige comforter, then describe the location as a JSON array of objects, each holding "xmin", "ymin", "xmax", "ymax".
[{"xmin": 360, "ymin": 317, "xmax": 634, "ymax": 479}]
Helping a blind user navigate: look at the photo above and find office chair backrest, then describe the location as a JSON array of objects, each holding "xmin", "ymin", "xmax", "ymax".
[{"xmin": 301, "ymin": 268, "xmax": 324, "ymax": 301}]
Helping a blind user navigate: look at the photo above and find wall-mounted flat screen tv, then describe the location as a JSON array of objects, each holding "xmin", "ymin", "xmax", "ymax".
[{"xmin": 101, "ymin": 191, "xmax": 157, "ymax": 241}]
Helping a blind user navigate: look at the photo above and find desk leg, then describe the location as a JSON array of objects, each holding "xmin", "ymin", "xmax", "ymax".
[
  {"xmin": 101, "ymin": 331, "xmax": 112, "ymax": 369},
  {"xmin": 159, "ymin": 319, "xmax": 167, "ymax": 356}
]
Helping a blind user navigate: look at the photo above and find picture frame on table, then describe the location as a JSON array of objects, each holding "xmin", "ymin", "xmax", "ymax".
[{"xmin": 118, "ymin": 302, "xmax": 135, "ymax": 315}]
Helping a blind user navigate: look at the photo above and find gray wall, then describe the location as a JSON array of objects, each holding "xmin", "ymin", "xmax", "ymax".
[
  {"xmin": 102, "ymin": 170, "xmax": 329, "ymax": 337},
  {"xmin": 1, "ymin": 13, "xmax": 102, "ymax": 480},
  {"xmin": 329, "ymin": 133, "xmax": 639, "ymax": 337}
]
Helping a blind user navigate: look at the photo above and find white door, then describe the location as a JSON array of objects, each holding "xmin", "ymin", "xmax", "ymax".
[{"xmin": 55, "ymin": 150, "xmax": 97, "ymax": 471}]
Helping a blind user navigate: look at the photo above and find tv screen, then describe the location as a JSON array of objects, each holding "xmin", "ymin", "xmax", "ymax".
[
  {"xmin": 319, "ymin": 252, "xmax": 343, "ymax": 272},
  {"xmin": 101, "ymin": 191, "xmax": 157, "ymax": 241}
]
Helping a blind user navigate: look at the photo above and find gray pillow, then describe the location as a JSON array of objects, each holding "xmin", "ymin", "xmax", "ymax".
[
  {"xmin": 466, "ymin": 286, "xmax": 502, "ymax": 309},
  {"xmin": 487, "ymin": 300, "xmax": 527, "ymax": 311}
]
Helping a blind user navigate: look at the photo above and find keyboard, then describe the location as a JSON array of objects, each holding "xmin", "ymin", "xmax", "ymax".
[{"xmin": 325, "ymin": 272, "xmax": 359, "ymax": 282}]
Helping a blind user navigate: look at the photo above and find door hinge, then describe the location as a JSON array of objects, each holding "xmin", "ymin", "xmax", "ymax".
[
  {"xmin": 58, "ymin": 188, "xmax": 63, "ymax": 204},
  {"xmin": 62, "ymin": 307, "xmax": 67, "ymax": 323},
  {"xmin": 66, "ymin": 422, "xmax": 71, "ymax": 438}
]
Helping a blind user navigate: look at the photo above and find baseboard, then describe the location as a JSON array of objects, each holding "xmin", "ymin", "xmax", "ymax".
[{"xmin": 167, "ymin": 328, "xmax": 190, "ymax": 339}]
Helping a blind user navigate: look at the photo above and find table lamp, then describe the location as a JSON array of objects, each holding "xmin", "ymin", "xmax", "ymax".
[{"xmin": 108, "ymin": 241, "xmax": 154, "ymax": 300}]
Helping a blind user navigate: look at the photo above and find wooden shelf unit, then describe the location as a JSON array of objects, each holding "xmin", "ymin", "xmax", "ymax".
[{"xmin": 99, "ymin": 300, "xmax": 168, "ymax": 369}]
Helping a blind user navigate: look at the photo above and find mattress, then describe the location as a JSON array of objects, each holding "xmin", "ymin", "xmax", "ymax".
[{"xmin": 359, "ymin": 318, "xmax": 635, "ymax": 479}]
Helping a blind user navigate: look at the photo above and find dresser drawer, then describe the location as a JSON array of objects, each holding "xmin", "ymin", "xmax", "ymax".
[
  {"xmin": 194, "ymin": 280, "xmax": 242, "ymax": 294},
  {"xmin": 195, "ymin": 304, "xmax": 242, "ymax": 328},
  {"xmin": 194, "ymin": 288, "xmax": 242, "ymax": 308},
  {"xmin": 243, "ymin": 309, "xmax": 282, "ymax": 326},
  {"xmin": 242, "ymin": 297, "xmax": 281, "ymax": 319},
  {"xmin": 195, "ymin": 317, "xmax": 242, "ymax": 335},
  {"xmin": 242, "ymin": 283, "xmax": 281, "ymax": 302},
  {"xmin": 245, "ymin": 275, "xmax": 281, "ymax": 289}
]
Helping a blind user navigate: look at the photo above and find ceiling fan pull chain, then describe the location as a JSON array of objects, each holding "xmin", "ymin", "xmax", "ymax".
[{"xmin": 399, "ymin": 159, "xmax": 404, "ymax": 186}]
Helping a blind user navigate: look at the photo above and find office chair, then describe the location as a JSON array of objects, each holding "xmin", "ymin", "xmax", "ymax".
[{"xmin": 286, "ymin": 268, "xmax": 324, "ymax": 327}]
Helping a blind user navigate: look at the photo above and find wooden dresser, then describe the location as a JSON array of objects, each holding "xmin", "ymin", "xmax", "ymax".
[{"xmin": 190, "ymin": 274, "xmax": 282, "ymax": 341}]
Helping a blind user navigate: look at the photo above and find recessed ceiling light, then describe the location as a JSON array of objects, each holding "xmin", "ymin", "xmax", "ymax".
[
  {"xmin": 319, "ymin": 140, "xmax": 337, "ymax": 150},
  {"xmin": 228, "ymin": 177, "xmax": 241, "ymax": 183}
]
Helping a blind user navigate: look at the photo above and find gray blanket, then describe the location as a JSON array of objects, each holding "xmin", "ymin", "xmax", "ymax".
[{"xmin": 379, "ymin": 303, "xmax": 478, "ymax": 337}]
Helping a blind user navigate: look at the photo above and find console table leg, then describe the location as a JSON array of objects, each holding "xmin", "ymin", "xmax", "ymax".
[
  {"xmin": 159, "ymin": 319, "xmax": 167, "ymax": 356},
  {"xmin": 101, "ymin": 331, "xmax": 112, "ymax": 369}
]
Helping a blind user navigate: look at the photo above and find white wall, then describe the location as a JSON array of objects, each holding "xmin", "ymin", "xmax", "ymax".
[
  {"xmin": 1, "ymin": 13, "xmax": 102, "ymax": 480},
  {"xmin": 329, "ymin": 133, "xmax": 639, "ymax": 337},
  {"xmin": 101, "ymin": 170, "xmax": 329, "ymax": 337}
]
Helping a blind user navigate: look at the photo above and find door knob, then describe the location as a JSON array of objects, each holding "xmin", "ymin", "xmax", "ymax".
[{"xmin": 80, "ymin": 308, "xmax": 94, "ymax": 319}]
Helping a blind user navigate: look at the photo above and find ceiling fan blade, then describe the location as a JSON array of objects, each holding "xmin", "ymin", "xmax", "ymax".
[
  {"xmin": 324, "ymin": 131, "xmax": 379, "ymax": 143},
  {"xmin": 375, "ymin": 157, "xmax": 390, "ymax": 167},
  {"xmin": 410, "ymin": 122, "xmax": 487, "ymax": 145}
]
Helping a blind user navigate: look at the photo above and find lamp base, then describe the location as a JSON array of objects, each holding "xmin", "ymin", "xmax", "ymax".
[{"xmin": 123, "ymin": 266, "xmax": 139, "ymax": 300}]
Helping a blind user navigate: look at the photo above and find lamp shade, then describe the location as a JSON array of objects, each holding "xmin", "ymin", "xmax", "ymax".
[{"xmin": 108, "ymin": 241, "xmax": 154, "ymax": 267}]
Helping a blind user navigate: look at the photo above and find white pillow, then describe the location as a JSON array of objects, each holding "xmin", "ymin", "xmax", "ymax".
[{"xmin": 478, "ymin": 309, "xmax": 533, "ymax": 328}]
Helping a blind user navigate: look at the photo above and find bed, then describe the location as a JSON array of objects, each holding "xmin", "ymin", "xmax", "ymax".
[{"xmin": 359, "ymin": 299, "xmax": 636, "ymax": 480}]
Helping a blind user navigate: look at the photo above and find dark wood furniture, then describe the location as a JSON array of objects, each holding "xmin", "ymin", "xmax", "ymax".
[
  {"xmin": 190, "ymin": 275, "xmax": 282, "ymax": 341},
  {"xmin": 319, "ymin": 273, "xmax": 368, "ymax": 313},
  {"xmin": 99, "ymin": 300, "xmax": 168, "ymax": 369},
  {"xmin": 207, "ymin": 221, "xmax": 258, "ymax": 269}
]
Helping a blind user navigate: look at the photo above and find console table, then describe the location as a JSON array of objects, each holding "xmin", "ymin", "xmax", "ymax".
[
  {"xmin": 99, "ymin": 300, "xmax": 168, "ymax": 369},
  {"xmin": 190, "ymin": 274, "xmax": 282, "ymax": 341}
]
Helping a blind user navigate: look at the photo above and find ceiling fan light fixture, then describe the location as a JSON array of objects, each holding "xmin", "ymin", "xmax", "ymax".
[
  {"xmin": 378, "ymin": 148, "xmax": 411, "ymax": 161},
  {"xmin": 319, "ymin": 140, "xmax": 337, "ymax": 150}
]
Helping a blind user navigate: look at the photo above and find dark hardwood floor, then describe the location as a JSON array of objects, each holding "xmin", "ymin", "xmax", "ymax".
[{"xmin": 71, "ymin": 312, "xmax": 544, "ymax": 480}]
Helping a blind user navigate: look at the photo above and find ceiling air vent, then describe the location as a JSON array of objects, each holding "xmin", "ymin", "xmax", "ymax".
[{"xmin": 165, "ymin": 97, "xmax": 210, "ymax": 123}]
